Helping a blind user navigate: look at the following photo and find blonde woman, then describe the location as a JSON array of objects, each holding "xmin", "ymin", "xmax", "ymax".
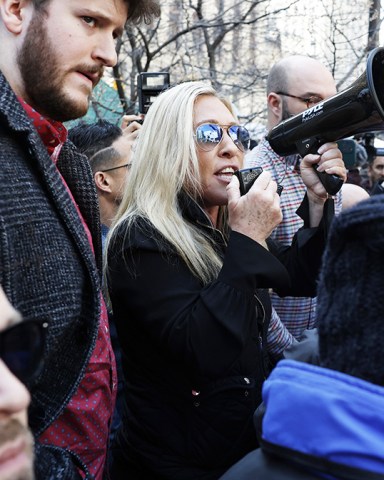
[{"xmin": 106, "ymin": 81, "xmax": 345, "ymax": 480}]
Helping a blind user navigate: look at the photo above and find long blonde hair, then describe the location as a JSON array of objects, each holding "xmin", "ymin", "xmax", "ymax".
[{"xmin": 106, "ymin": 81, "xmax": 238, "ymax": 285}]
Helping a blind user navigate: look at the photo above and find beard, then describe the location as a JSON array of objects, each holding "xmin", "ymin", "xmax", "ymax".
[
  {"xmin": 0, "ymin": 418, "xmax": 34, "ymax": 480},
  {"xmin": 16, "ymin": 11, "xmax": 102, "ymax": 122},
  {"xmin": 281, "ymin": 97, "xmax": 292, "ymax": 121}
]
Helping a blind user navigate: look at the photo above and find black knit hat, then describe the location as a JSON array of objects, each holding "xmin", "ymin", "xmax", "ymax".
[{"xmin": 317, "ymin": 194, "xmax": 384, "ymax": 386}]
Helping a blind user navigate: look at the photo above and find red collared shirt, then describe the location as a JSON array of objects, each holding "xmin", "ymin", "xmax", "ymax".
[{"xmin": 20, "ymin": 99, "xmax": 117, "ymax": 479}]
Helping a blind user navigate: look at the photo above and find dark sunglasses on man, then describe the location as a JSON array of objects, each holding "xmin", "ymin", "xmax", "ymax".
[
  {"xmin": 0, "ymin": 319, "xmax": 47, "ymax": 387},
  {"xmin": 195, "ymin": 123, "xmax": 250, "ymax": 152}
]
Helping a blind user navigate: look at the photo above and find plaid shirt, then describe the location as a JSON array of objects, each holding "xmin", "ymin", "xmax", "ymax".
[{"xmin": 245, "ymin": 137, "xmax": 342, "ymax": 357}]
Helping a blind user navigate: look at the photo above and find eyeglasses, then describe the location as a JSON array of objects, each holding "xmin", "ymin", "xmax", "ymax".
[
  {"xmin": 276, "ymin": 92, "xmax": 324, "ymax": 109},
  {"xmin": 0, "ymin": 319, "xmax": 48, "ymax": 386},
  {"xmin": 195, "ymin": 123, "xmax": 250, "ymax": 152},
  {"xmin": 100, "ymin": 163, "xmax": 131, "ymax": 173}
]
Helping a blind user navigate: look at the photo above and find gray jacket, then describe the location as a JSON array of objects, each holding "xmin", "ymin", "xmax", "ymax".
[{"xmin": 0, "ymin": 71, "xmax": 102, "ymax": 479}]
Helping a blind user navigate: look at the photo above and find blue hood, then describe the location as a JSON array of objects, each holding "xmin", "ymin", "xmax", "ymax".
[{"xmin": 261, "ymin": 360, "xmax": 384, "ymax": 476}]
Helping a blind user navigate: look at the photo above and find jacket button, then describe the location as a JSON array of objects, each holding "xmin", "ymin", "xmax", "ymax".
[
  {"xmin": 244, "ymin": 377, "xmax": 250, "ymax": 384},
  {"xmin": 244, "ymin": 390, "xmax": 249, "ymax": 397},
  {"xmin": 193, "ymin": 401, "xmax": 200, "ymax": 407}
]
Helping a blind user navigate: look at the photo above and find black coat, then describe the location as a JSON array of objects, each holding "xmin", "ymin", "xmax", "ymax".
[
  {"xmin": 107, "ymin": 193, "xmax": 327, "ymax": 480},
  {"xmin": 0, "ymin": 72, "xmax": 102, "ymax": 479},
  {"xmin": 220, "ymin": 449, "xmax": 320, "ymax": 480}
]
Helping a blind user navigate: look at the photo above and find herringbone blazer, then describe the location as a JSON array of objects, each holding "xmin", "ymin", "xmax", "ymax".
[{"xmin": 0, "ymin": 71, "xmax": 102, "ymax": 479}]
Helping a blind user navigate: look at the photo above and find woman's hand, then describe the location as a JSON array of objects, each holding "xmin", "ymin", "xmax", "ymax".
[
  {"xmin": 227, "ymin": 170, "xmax": 282, "ymax": 246},
  {"xmin": 300, "ymin": 142, "xmax": 346, "ymax": 202}
]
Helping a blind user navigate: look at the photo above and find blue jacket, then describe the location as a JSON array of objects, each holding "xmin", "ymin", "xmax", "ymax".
[{"xmin": 220, "ymin": 359, "xmax": 384, "ymax": 479}]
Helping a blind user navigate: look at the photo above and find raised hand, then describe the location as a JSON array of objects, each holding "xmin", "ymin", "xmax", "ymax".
[{"xmin": 227, "ymin": 170, "xmax": 282, "ymax": 246}]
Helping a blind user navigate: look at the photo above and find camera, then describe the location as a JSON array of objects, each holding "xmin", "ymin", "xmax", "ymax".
[
  {"xmin": 137, "ymin": 72, "xmax": 170, "ymax": 114},
  {"xmin": 337, "ymin": 139, "xmax": 357, "ymax": 170},
  {"xmin": 234, "ymin": 167, "xmax": 283, "ymax": 196}
]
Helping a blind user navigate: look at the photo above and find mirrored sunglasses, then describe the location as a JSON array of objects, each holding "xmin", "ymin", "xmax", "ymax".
[
  {"xmin": 0, "ymin": 319, "xmax": 48, "ymax": 386},
  {"xmin": 195, "ymin": 123, "xmax": 250, "ymax": 152}
]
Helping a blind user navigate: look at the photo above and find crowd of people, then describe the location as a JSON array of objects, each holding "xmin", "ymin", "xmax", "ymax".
[{"xmin": 0, "ymin": 1, "xmax": 382, "ymax": 480}]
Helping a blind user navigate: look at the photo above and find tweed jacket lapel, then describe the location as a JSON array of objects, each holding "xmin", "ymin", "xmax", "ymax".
[
  {"xmin": 0, "ymin": 72, "xmax": 102, "ymax": 283},
  {"xmin": 57, "ymin": 143, "xmax": 103, "ymax": 275}
]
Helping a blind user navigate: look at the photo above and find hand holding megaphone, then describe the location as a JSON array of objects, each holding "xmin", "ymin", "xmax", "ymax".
[
  {"xmin": 299, "ymin": 142, "xmax": 346, "ymax": 199},
  {"xmin": 267, "ymin": 47, "xmax": 384, "ymax": 195}
]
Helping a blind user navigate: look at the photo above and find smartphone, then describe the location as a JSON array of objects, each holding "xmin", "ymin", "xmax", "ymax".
[
  {"xmin": 234, "ymin": 167, "xmax": 283, "ymax": 196},
  {"xmin": 137, "ymin": 72, "xmax": 170, "ymax": 114}
]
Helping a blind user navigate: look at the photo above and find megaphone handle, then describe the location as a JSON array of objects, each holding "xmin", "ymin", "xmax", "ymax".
[
  {"xmin": 295, "ymin": 138, "xmax": 343, "ymax": 196},
  {"xmin": 313, "ymin": 165, "xmax": 344, "ymax": 196}
]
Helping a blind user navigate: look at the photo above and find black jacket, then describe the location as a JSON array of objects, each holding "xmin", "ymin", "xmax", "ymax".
[
  {"xmin": 0, "ymin": 72, "xmax": 102, "ymax": 479},
  {"xmin": 107, "ymin": 193, "xmax": 327, "ymax": 480},
  {"xmin": 220, "ymin": 449, "xmax": 319, "ymax": 480}
]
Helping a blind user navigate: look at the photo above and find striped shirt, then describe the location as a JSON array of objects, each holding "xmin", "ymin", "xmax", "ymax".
[{"xmin": 245, "ymin": 137, "xmax": 342, "ymax": 357}]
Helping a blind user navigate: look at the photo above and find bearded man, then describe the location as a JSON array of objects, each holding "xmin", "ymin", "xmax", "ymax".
[
  {"xmin": 0, "ymin": 0, "xmax": 159, "ymax": 478},
  {"xmin": 245, "ymin": 55, "xmax": 367, "ymax": 360}
]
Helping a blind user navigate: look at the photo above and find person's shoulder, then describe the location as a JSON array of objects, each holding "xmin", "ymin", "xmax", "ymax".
[
  {"xmin": 110, "ymin": 217, "xmax": 171, "ymax": 255},
  {"xmin": 219, "ymin": 448, "xmax": 266, "ymax": 480},
  {"xmin": 220, "ymin": 448, "xmax": 317, "ymax": 480},
  {"xmin": 112, "ymin": 216, "xmax": 152, "ymax": 241},
  {"xmin": 0, "ymin": 79, "xmax": 33, "ymax": 133},
  {"xmin": 64, "ymin": 138, "xmax": 88, "ymax": 160}
]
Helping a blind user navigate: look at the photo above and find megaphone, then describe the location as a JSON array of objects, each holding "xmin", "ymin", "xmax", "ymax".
[{"xmin": 267, "ymin": 47, "xmax": 384, "ymax": 195}]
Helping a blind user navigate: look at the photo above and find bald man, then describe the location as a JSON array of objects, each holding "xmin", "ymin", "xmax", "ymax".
[
  {"xmin": 265, "ymin": 55, "xmax": 336, "ymax": 125},
  {"xmin": 246, "ymin": 55, "xmax": 367, "ymax": 358}
]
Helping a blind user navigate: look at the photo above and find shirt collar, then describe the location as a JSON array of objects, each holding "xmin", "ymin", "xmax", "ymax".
[{"xmin": 18, "ymin": 98, "xmax": 68, "ymax": 158}]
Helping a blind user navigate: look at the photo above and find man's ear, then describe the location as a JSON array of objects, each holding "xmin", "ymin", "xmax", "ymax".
[
  {"xmin": 94, "ymin": 172, "xmax": 112, "ymax": 194},
  {"xmin": 267, "ymin": 92, "xmax": 283, "ymax": 124},
  {"xmin": 0, "ymin": 0, "xmax": 31, "ymax": 34}
]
